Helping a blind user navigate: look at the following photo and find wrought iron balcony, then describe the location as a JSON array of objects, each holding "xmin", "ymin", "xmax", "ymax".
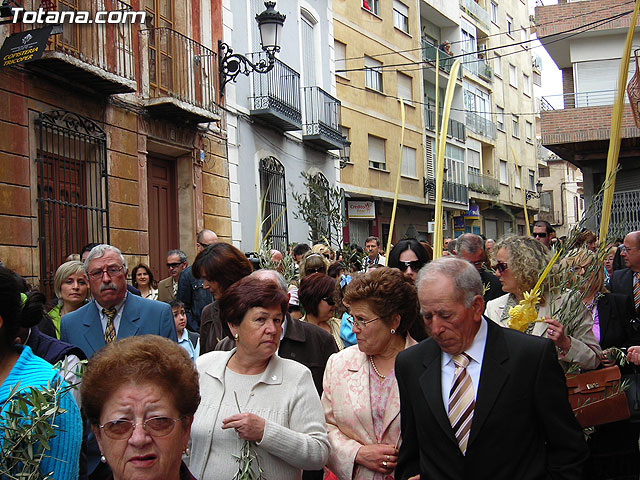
[
  {"xmin": 250, "ymin": 52, "xmax": 302, "ymax": 131},
  {"xmin": 468, "ymin": 169, "xmax": 499, "ymax": 196},
  {"xmin": 19, "ymin": 0, "xmax": 136, "ymax": 94},
  {"xmin": 595, "ymin": 190, "xmax": 640, "ymax": 235},
  {"xmin": 459, "ymin": 0, "xmax": 491, "ymax": 31},
  {"xmin": 424, "ymin": 178, "xmax": 469, "ymax": 205},
  {"xmin": 465, "ymin": 111, "xmax": 496, "ymax": 140},
  {"xmin": 139, "ymin": 28, "xmax": 220, "ymax": 124},
  {"xmin": 425, "ymin": 106, "xmax": 466, "ymax": 142},
  {"xmin": 302, "ymin": 86, "xmax": 343, "ymax": 150}
]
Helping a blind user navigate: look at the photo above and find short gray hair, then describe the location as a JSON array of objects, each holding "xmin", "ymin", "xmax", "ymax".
[
  {"xmin": 455, "ymin": 233, "xmax": 484, "ymax": 255},
  {"xmin": 249, "ymin": 269, "xmax": 288, "ymax": 293},
  {"xmin": 416, "ymin": 257, "xmax": 482, "ymax": 308},
  {"xmin": 84, "ymin": 244, "xmax": 127, "ymax": 274},
  {"xmin": 167, "ymin": 249, "xmax": 187, "ymax": 264}
]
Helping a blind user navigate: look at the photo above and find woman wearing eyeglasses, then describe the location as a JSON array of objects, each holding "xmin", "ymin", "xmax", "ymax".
[
  {"xmin": 386, "ymin": 239, "xmax": 430, "ymax": 282},
  {"xmin": 322, "ymin": 267, "xmax": 418, "ymax": 480},
  {"xmin": 299, "ymin": 273, "xmax": 343, "ymax": 350},
  {"xmin": 485, "ymin": 235, "xmax": 601, "ymax": 371},
  {"xmin": 81, "ymin": 334, "xmax": 199, "ymax": 480}
]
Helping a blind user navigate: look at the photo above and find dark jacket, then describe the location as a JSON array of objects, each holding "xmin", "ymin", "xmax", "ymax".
[
  {"xmin": 215, "ymin": 314, "xmax": 338, "ymax": 395},
  {"xmin": 199, "ymin": 300, "xmax": 225, "ymax": 355},
  {"xmin": 480, "ymin": 269, "xmax": 504, "ymax": 304},
  {"xmin": 596, "ymin": 292, "xmax": 640, "ymax": 350},
  {"xmin": 177, "ymin": 265, "xmax": 213, "ymax": 333},
  {"xmin": 27, "ymin": 326, "xmax": 87, "ymax": 365},
  {"xmin": 396, "ymin": 318, "xmax": 588, "ymax": 480}
]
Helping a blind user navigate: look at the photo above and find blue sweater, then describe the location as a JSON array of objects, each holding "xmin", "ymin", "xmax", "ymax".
[{"xmin": 0, "ymin": 346, "xmax": 82, "ymax": 479}]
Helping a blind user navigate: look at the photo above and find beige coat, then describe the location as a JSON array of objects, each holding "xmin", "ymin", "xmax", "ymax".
[{"xmin": 485, "ymin": 292, "xmax": 601, "ymax": 371}]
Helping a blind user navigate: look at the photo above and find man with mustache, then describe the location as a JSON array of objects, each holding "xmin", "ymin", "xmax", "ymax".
[{"xmin": 61, "ymin": 244, "xmax": 177, "ymax": 359}]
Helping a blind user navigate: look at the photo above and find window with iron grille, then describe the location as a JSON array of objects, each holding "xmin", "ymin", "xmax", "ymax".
[
  {"xmin": 259, "ymin": 157, "xmax": 289, "ymax": 251},
  {"xmin": 36, "ymin": 110, "xmax": 110, "ymax": 297}
]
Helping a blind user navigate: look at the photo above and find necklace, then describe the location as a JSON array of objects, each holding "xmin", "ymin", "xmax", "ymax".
[{"xmin": 369, "ymin": 355, "xmax": 386, "ymax": 379}]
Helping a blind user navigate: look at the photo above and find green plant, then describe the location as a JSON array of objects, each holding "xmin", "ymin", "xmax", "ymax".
[
  {"xmin": 291, "ymin": 172, "xmax": 345, "ymax": 249},
  {"xmin": 257, "ymin": 241, "xmax": 298, "ymax": 286},
  {"xmin": 231, "ymin": 392, "xmax": 264, "ymax": 480}
]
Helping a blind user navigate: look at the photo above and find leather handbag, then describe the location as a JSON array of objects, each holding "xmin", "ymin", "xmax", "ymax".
[{"xmin": 566, "ymin": 366, "xmax": 631, "ymax": 428}]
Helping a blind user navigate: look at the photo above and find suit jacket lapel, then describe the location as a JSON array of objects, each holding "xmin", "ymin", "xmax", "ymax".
[
  {"xmin": 420, "ymin": 342, "xmax": 458, "ymax": 447},
  {"xmin": 117, "ymin": 296, "xmax": 141, "ymax": 339},
  {"xmin": 83, "ymin": 301, "xmax": 106, "ymax": 354},
  {"xmin": 468, "ymin": 320, "xmax": 509, "ymax": 447},
  {"xmin": 347, "ymin": 354, "xmax": 376, "ymax": 443},
  {"xmin": 597, "ymin": 296, "xmax": 611, "ymax": 343}
]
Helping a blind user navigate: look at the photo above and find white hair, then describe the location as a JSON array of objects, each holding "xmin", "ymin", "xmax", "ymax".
[
  {"xmin": 84, "ymin": 244, "xmax": 127, "ymax": 274},
  {"xmin": 416, "ymin": 257, "xmax": 482, "ymax": 308}
]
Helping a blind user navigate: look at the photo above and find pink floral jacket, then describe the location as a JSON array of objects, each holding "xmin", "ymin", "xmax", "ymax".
[{"xmin": 321, "ymin": 337, "xmax": 417, "ymax": 480}]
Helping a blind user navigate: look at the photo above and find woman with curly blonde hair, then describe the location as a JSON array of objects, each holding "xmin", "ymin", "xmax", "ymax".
[{"xmin": 485, "ymin": 235, "xmax": 601, "ymax": 370}]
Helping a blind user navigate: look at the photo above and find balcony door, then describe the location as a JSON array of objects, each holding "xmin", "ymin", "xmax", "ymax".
[
  {"xmin": 145, "ymin": 0, "xmax": 174, "ymax": 97},
  {"xmin": 147, "ymin": 157, "xmax": 178, "ymax": 282}
]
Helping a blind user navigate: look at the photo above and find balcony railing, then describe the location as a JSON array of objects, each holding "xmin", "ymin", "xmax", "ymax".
[
  {"xmin": 140, "ymin": 28, "xmax": 219, "ymax": 123},
  {"xmin": 424, "ymin": 178, "xmax": 469, "ymax": 204},
  {"xmin": 422, "ymin": 40, "xmax": 455, "ymax": 76},
  {"xmin": 459, "ymin": 0, "xmax": 491, "ymax": 31},
  {"xmin": 468, "ymin": 169, "xmax": 499, "ymax": 196},
  {"xmin": 465, "ymin": 111, "xmax": 496, "ymax": 140},
  {"xmin": 250, "ymin": 52, "xmax": 302, "ymax": 131},
  {"xmin": 302, "ymin": 86, "xmax": 343, "ymax": 150},
  {"xmin": 541, "ymin": 89, "xmax": 619, "ymax": 110},
  {"xmin": 18, "ymin": 0, "xmax": 136, "ymax": 94},
  {"xmin": 425, "ymin": 107, "xmax": 466, "ymax": 142},
  {"xmin": 463, "ymin": 54, "xmax": 493, "ymax": 81}
]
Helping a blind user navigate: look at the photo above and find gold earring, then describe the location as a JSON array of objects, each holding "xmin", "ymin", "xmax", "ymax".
[{"xmin": 234, "ymin": 333, "xmax": 239, "ymax": 341}]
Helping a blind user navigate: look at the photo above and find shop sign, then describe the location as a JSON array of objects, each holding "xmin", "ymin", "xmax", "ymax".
[
  {"xmin": 347, "ymin": 200, "xmax": 375, "ymax": 219},
  {"xmin": 0, "ymin": 26, "xmax": 53, "ymax": 69},
  {"xmin": 464, "ymin": 204, "xmax": 480, "ymax": 220}
]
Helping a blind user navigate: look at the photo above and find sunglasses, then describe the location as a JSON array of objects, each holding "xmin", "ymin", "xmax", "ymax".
[
  {"xmin": 398, "ymin": 260, "xmax": 422, "ymax": 272},
  {"xmin": 166, "ymin": 262, "xmax": 183, "ymax": 268},
  {"xmin": 99, "ymin": 416, "xmax": 183, "ymax": 440},
  {"xmin": 495, "ymin": 262, "xmax": 509, "ymax": 273},
  {"xmin": 306, "ymin": 267, "xmax": 324, "ymax": 274},
  {"xmin": 533, "ymin": 232, "xmax": 547, "ymax": 238},
  {"xmin": 322, "ymin": 296, "xmax": 336, "ymax": 306}
]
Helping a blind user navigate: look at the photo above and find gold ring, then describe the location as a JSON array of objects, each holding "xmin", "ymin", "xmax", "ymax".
[
  {"xmin": 382, "ymin": 461, "xmax": 388, "ymax": 467},
  {"xmin": 386, "ymin": 455, "xmax": 390, "ymax": 462}
]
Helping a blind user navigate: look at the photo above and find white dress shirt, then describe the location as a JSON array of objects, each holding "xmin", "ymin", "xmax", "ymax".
[{"xmin": 440, "ymin": 317, "xmax": 488, "ymax": 411}]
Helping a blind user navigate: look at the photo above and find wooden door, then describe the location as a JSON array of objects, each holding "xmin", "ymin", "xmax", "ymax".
[{"xmin": 147, "ymin": 158, "xmax": 178, "ymax": 282}]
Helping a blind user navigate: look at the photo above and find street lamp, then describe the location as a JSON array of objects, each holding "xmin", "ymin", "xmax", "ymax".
[
  {"xmin": 218, "ymin": 1, "xmax": 286, "ymax": 96},
  {"xmin": 525, "ymin": 179, "xmax": 544, "ymax": 200}
]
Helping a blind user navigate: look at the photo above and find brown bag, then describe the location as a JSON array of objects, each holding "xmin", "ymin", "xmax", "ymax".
[{"xmin": 566, "ymin": 366, "xmax": 630, "ymax": 428}]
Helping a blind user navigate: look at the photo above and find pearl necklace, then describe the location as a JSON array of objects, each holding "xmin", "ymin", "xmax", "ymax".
[{"xmin": 369, "ymin": 355, "xmax": 386, "ymax": 379}]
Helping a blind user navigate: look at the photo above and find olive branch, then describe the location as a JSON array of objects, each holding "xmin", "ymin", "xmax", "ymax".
[{"xmin": 231, "ymin": 391, "xmax": 264, "ymax": 480}]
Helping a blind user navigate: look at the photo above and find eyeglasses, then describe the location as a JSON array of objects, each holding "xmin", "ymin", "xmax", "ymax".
[
  {"xmin": 398, "ymin": 260, "xmax": 422, "ymax": 272},
  {"xmin": 346, "ymin": 314, "xmax": 381, "ymax": 330},
  {"xmin": 495, "ymin": 262, "xmax": 509, "ymax": 274},
  {"xmin": 99, "ymin": 416, "xmax": 183, "ymax": 440},
  {"xmin": 322, "ymin": 296, "xmax": 336, "ymax": 306},
  {"xmin": 620, "ymin": 245, "xmax": 637, "ymax": 253},
  {"xmin": 166, "ymin": 262, "xmax": 183, "ymax": 269},
  {"xmin": 88, "ymin": 266, "xmax": 124, "ymax": 280},
  {"xmin": 197, "ymin": 242, "xmax": 213, "ymax": 249},
  {"xmin": 533, "ymin": 232, "xmax": 548, "ymax": 238}
]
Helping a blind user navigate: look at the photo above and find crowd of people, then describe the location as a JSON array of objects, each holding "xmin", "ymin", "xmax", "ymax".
[{"xmin": 1, "ymin": 225, "xmax": 640, "ymax": 480}]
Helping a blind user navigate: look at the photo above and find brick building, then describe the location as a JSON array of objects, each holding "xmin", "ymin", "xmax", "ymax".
[
  {"xmin": 0, "ymin": 0, "xmax": 230, "ymax": 296},
  {"xmin": 536, "ymin": 0, "xmax": 640, "ymax": 234}
]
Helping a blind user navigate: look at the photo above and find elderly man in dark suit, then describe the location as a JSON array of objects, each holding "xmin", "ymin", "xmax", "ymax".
[
  {"xmin": 61, "ymin": 244, "xmax": 176, "ymax": 359},
  {"xmin": 610, "ymin": 231, "xmax": 640, "ymax": 316},
  {"xmin": 395, "ymin": 257, "xmax": 587, "ymax": 480}
]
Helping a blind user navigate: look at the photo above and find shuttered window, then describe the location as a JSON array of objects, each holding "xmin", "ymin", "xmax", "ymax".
[{"xmin": 368, "ymin": 135, "xmax": 386, "ymax": 169}]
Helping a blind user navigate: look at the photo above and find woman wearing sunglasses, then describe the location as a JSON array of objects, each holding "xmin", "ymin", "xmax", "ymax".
[
  {"xmin": 81, "ymin": 335, "xmax": 200, "ymax": 480},
  {"xmin": 485, "ymin": 235, "xmax": 600, "ymax": 371},
  {"xmin": 322, "ymin": 267, "xmax": 418, "ymax": 480},
  {"xmin": 299, "ymin": 273, "xmax": 344, "ymax": 350},
  {"xmin": 387, "ymin": 239, "xmax": 430, "ymax": 282}
]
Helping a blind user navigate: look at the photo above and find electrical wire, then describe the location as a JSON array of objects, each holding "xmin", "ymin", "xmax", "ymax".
[
  {"xmin": 337, "ymin": 9, "xmax": 632, "ymax": 73},
  {"xmin": 338, "ymin": 0, "xmax": 635, "ymax": 63}
]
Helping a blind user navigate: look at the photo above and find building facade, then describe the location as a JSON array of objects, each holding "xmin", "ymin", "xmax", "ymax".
[
  {"xmin": 536, "ymin": 0, "xmax": 640, "ymax": 236},
  {"xmin": 223, "ymin": 0, "xmax": 343, "ymax": 252},
  {"xmin": 0, "ymin": 0, "xmax": 229, "ymax": 294}
]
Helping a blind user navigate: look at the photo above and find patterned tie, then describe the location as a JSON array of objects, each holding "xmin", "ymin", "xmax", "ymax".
[
  {"xmin": 634, "ymin": 272, "xmax": 640, "ymax": 311},
  {"xmin": 102, "ymin": 308, "xmax": 117, "ymax": 344},
  {"xmin": 448, "ymin": 353, "xmax": 475, "ymax": 455}
]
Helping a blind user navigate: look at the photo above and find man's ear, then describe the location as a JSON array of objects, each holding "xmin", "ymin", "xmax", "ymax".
[{"xmin": 472, "ymin": 295, "xmax": 485, "ymax": 320}]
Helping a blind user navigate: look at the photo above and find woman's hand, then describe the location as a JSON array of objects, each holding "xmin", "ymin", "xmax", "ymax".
[
  {"xmin": 544, "ymin": 317, "xmax": 571, "ymax": 353},
  {"xmin": 355, "ymin": 444, "xmax": 398, "ymax": 474},
  {"xmin": 600, "ymin": 348, "xmax": 617, "ymax": 367},
  {"xmin": 627, "ymin": 346, "xmax": 640, "ymax": 366},
  {"xmin": 221, "ymin": 413, "xmax": 266, "ymax": 442}
]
